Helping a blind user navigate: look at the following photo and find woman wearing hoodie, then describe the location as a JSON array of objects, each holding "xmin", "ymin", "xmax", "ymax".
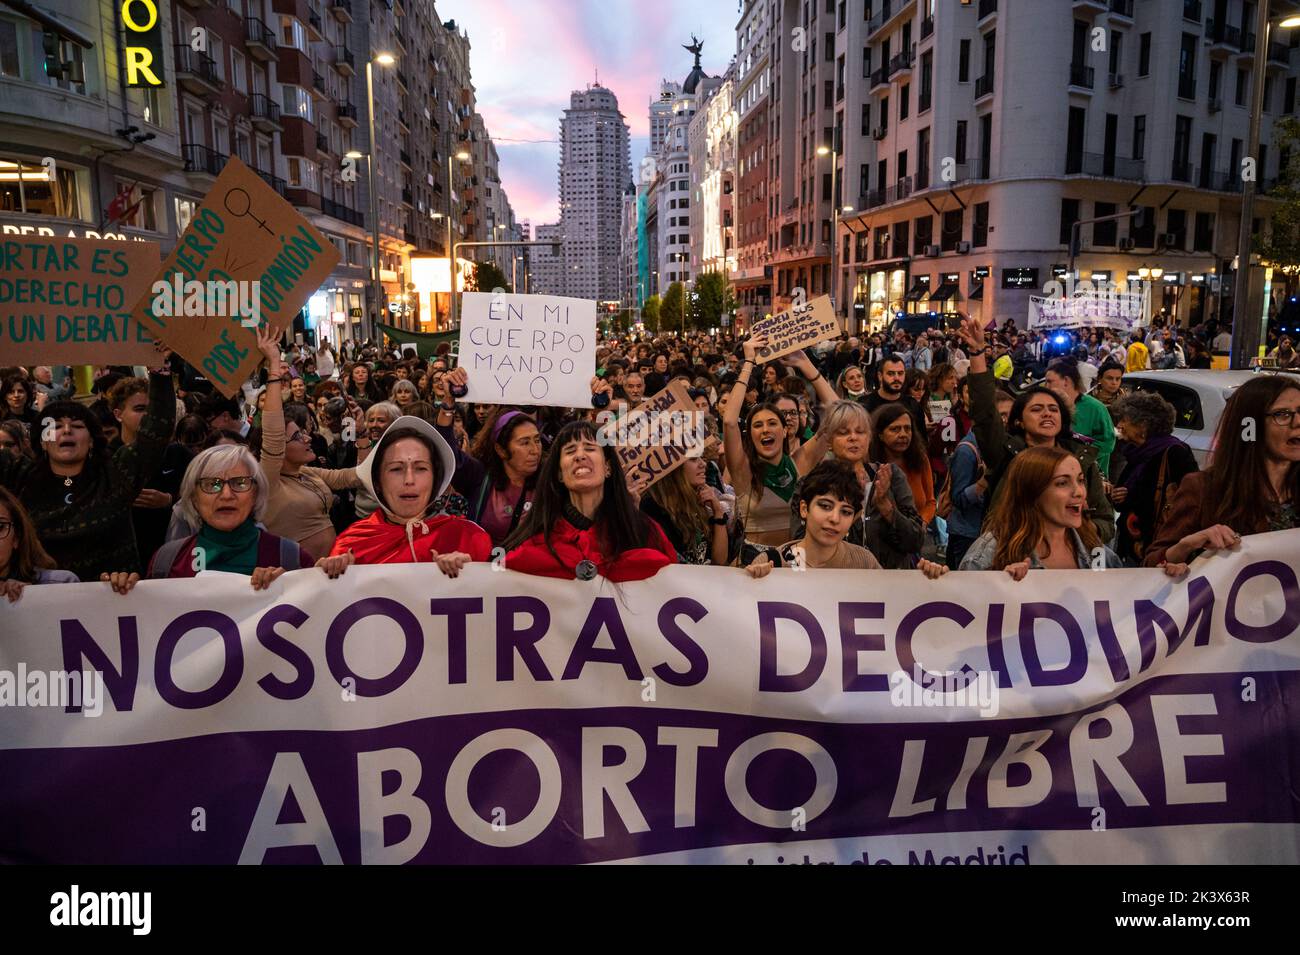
[{"xmin": 316, "ymin": 412, "xmax": 492, "ymax": 578}]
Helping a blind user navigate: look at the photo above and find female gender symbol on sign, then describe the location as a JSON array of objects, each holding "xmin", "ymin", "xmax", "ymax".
[{"xmin": 223, "ymin": 188, "xmax": 273, "ymax": 235}]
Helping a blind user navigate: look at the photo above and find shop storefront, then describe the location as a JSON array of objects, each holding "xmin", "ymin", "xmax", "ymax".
[
  {"xmin": 854, "ymin": 262, "xmax": 908, "ymax": 333},
  {"xmin": 967, "ymin": 266, "xmax": 989, "ymax": 322}
]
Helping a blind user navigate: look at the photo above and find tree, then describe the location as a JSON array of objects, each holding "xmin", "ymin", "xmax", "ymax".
[
  {"xmin": 1256, "ymin": 117, "xmax": 1300, "ymax": 277},
  {"xmin": 470, "ymin": 261, "xmax": 512, "ymax": 293},
  {"xmin": 661, "ymin": 281, "xmax": 685, "ymax": 335},
  {"xmin": 642, "ymin": 295, "xmax": 661, "ymax": 333},
  {"xmin": 689, "ymin": 271, "xmax": 737, "ymax": 330}
]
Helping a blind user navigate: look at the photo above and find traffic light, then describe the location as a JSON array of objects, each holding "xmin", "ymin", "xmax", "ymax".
[{"xmin": 43, "ymin": 31, "xmax": 64, "ymax": 80}]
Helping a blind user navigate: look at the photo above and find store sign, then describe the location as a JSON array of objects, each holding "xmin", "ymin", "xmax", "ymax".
[
  {"xmin": 971, "ymin": 266, "xmax": 990, "ymax": 280},
  {"xmin": 119, "ymin": 0, "xmax": 165, "ymax": 88},
  {"xmin": 0, "ymin": 219, "xmax": 150, "ymax": 241},
  {"xmin": 1002, "ymin": 267, "xmax": 1039, "ymax": 289}
]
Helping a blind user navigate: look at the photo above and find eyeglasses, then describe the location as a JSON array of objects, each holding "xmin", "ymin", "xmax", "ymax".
[
  {"xmin": 287, "ymin": 430, "xmax": 313, "ymax": 444},
  {"xmin": 197, "ymin": 476, "xmax": 255, "ymax": 494},
  {"xmin": 0, "ymin": 519, "xmax": 12, "ymax": 540},
  {"xmin": 1265, "ymin": 407, "xmax": 1300, "ymax": 427}
]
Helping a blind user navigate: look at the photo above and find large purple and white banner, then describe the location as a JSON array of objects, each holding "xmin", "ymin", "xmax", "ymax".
[{"xmin": 2, "ymin": 531, "xmax": 1298, "ymax": 865}]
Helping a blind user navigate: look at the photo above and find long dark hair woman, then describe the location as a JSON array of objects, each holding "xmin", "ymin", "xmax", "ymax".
[
  {"xmin": 870, "ymin": 402, "xmax": 936, "ymax": 526},
  {"xmin": 0, "ymin": 344, "xmax": 175, "ymax": 582},
  {"xmin": 461, "ymin": 408, "xmax": 544, "ymax": 544},
  {"xmin": 642, "ymin": 454, "xmax": 729, "ymax": 565},
  {"xmin": 1146, "ymin": 375, "xmax": 1300, "ymax": 571},
  {"xmin": 503, "ymin": 419, "xmax": 677, "ymax": 581},
  {"xmin": 955, "ymin": 316, "xmax": 1115, "ymax": 544},
  {"xmin": 0, "ymin": 485, "xmax": 78, "ymax": 601}
]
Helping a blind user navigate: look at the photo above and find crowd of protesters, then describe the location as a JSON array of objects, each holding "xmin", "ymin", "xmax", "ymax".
[{"xmin": 1, "ymin": 306, "xmax": 1297, "ymax": 599}]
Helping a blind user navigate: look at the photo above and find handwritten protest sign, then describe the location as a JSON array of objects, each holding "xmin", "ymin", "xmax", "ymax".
[
  {"xmin": 0, "ymin": 236, "xmax": 161, "ymax": 364},
  {"xmin": 457, "ymin": 292, "xmax": 596, "ymax": 408},
  {"xmin": 600, "ymin": 380, "xmax": 706, "ymax": 489},
  {"xmin": 129, "ymin": 157, "xmax": 340, "ymax": 397},
  {"xmin": 751, "ymin": 295, "xmax": 840, "ymax": 363}
]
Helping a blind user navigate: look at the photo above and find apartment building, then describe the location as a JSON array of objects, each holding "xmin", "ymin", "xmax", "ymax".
[
  {"xmin": 530, "ymin": 221, "xmax": 565, "ymax": 296},
  {"xmin": 836, "ymin": 0, "xmax": 1300, "ymax": 334},
  {"xmin": 689, "ymin": 64, "xmax": 737, "ymax": 280},
  {"xmin": 767, "ymin": 0, "xmax": 840, "ymax": 315},
  {"xmin": 558, "ymin": 84, "xmax": 631, "ymax": 302},
  {"xmin": 0, "ymin": 1, "xmax": 187, "ymax": 245},
  {"xmin": 733, "ymin": 0, "xmax": 773, "ymax": 325}
]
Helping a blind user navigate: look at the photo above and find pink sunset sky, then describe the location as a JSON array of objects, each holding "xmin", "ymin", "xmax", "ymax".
[{"xmin": 440, "ymin": 0, "xmax": 740, "ymax": 229}]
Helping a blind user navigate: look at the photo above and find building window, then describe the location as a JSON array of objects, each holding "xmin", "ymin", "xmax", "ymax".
[
  {"xmin": 1138, "ymin": 32, "xmax": 1151, "ymax": 76},
  {"xmin": 899, "ymin": 83, "xmax": 909, "ymax": 121},
  {"xmin": 113, "ymin": 179, "xmax": 158, "ymax": 231},
  {"xmin": 0, "ymin": 156, "xmax": 85, "ymax": 219},
  {"xmin": 279, "ymin": 16, "xmax": 307, "ymax": 52},
  {"xmin": 283, "ymin": 85, "xmax": 313, "ymax": 123},
  {"xmin": 1133, "ymin": 115, "xmax": 1145, "ymax": 161},
  {"xmin": 1093, "ymin": 201, "xmax": 1117, "ymax": 246},
  {"xmin": 972, "ymin": 202, "xmax": 989, "ymax": 248},
  {"xmin": 1060, "ymin": 198, "xmax": 1081, "ymax": 247},
  {"xmin": 231, "ymin": 50, "xmax": 247, "ymax": 94},
  {"xmin": 287, "ymin": 157, "xmax": 319, "ymax": 192},
  {"xmin": 0, "ymin": 19, "xmax": 20, "ymax": 78},
  {"xmin": 1193, "ymin": 211, "xmax": 1214, "ymax": 252},
  {"xmin": 138, "ymin": 86, "xmax": 161, "ymax": 126},
  {"xmin": 1177, "ymin": 33, "xmax": 1197, "ymax": 99},
  {"xmin": 955, "ymin": 120, "xmax": 968, "ymax": 165},
  {"xmin": 941, "ymin": 209, "xmax": 963, "ymax": 252},
  {"xmin": 958, "ymin": 39, "xmax": 970, "ymax": 83},
  {"xmin": 1236, "ymin": 68, "xmax": 1248, "ymax": 106},
  {"xmin": 175, "ymin": 197, "xmax": 198, "ymax": 234}
]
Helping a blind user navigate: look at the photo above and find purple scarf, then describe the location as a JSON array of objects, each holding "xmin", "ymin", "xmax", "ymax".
[{"xmin": 1121, "ymin": 434, "xmax": 1185, "ymax": 493}]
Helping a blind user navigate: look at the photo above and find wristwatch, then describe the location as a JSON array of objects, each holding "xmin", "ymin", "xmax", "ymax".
[{"xmin": 709, "ymin": 515, "xmax": 728, "ymax": 526}]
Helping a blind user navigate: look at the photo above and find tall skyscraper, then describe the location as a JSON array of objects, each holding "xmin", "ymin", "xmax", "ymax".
[{"xmin": 558, "ymin": 85, "xmax": 631, "ymax": 301}]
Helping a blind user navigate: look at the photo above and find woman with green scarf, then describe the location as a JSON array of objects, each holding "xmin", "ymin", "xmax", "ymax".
[
  {"xmin": 144, "ymin": 444, "xmax": 314, "ymax": 586},
  {"xmin": 723, "ymin": 333, "xmax": 838, "ymax": 554}
]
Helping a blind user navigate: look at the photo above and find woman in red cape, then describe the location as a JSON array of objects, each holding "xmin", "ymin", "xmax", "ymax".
[
  {"xmin": 503, "ymin": 420, "xmax": 677, "ymax": 582},
  {"xmin": 316, "ymin": 415, "xmax": 490, "ymax": 578}
]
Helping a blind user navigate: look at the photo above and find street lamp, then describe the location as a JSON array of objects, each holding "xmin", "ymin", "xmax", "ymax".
[
  {"xmin": 364, "ymin": 53, "xmax": 394, "ymax": 339},
  {"xmin": 818, "ymin": 143, "xmax": 841, "ymax": 315},
  {"xmin": 448, "ymin": 149, "xmax": 472, "ymax": 327},
  {"xmin": 1231, "ymin": 4, "xmax": 1299, "ymax": 368}
]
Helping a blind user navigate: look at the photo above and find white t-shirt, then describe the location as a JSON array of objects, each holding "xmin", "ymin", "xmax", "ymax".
[{"xmin": 316, "ymin": 347, "xmax": 336, "ymax": 378}]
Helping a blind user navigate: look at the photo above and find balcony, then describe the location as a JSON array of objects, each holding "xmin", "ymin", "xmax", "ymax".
[
  {"xmin": 334, "ymin": 47, "xmax": 355, "ymax": 77},
  {"xmin": 1205, "ymin": 19, "xmax": 1242, "ymax": 53},
  {"xmin": 1171, "ymin": 160, "xmax": 1195, "ymax": 183},
  {"xmin": 401, "ymin": 187, "xmax": 413, "ymax": 205},
  {"xmin": 1072, "ymin": 0, "xmax": 1108, "ymax": 13},
  {"xmin": 977, "ymin": 0, "xmax": 997, "ymax": 22},
  {"xmin": 1072, "ymin": 151, "xmax": 1145, "ymax": 180},
  {"xmin": 870, "ymin": 66, "xmax": 890, "ymax": 91},
  {"xmin": 921, "ymin": 15, "xmax": 934, "ymax": 40},
  {"xmin": 1069, "ymin": 63, "xmax": 1096, "ymax": 90},
  {"xmin": 312, "ymin": 70, "xmax": 326, "ymax": 97},
  {"xmin": 1183, "ymin": 0, "xmax": 1201, "ymax": 21},
  {"xmin": 174, "ymin": 45, "xmax": 222, "ymax": 95},
  {"xmin": 889, "ymin": 46, "xmax": 915, "ymax": 78},
  {"xmin": 244, "ymin": 18, "xmax": 276, "ymax": 60},
  {"xmin": 974, "ymin": 73, "xmax": 994, "ymax": 100},
  {"xmin": 404, "ymin": 228, "xmax": 418, "ymax": 245},
  {"xmin": 331, "ymin": 0, "xmax": 353, "ymax": 23},
  {"xmin": 307, "ymin": 10, "xmax": 324, "ymax": 39},
  {"xmin": 254, "ymin": 168, "xmax": 287, "ymax": 197},
  {"xmin": 1269, "ymin": 41, "xmax": 1290, "ymax": 66},
  {"xmin": 321, "ymin": 196, "xmax": 364, "ymax": 227},
  {"xmin": 1240, "ymin": 31, "xmax": 1257, "ymax": 60},
  {"xmin": 866, "ymin": 0, "xmax": 916, "ymax": 37},
  {"xmin": 337, "ymin": 102, "xmax": 358, "ymax": 127},
  {"xmin": 397, "ymin": 109, "xmax": 409, "ymax": 128},
  {"xmin": 249, "ymin": 93, "xmax": 282, "ymax": 131},
  {"xmin": 395, "ymin": 69, "xmax": 409, "ymax": 89},
  {"xmin": 399, "ymin": 149, "xmax": 412, "ymax": 167},
  {"xmin": 1210, "ymin": 169, "xmax": 1242, "ymax": 192},
  {"xmin": 947, "ymin": 160, "xmax": 987, "ymax": 184},
  {"xmin": 183, "ymin": 144, "xmax": 228, "ymax": 178},
  {"xmin": 1108, "ymin": 0, "xmax": 1133, "ymax": 19},
  {"xmin": 316, "ymin": 132, "xmax": 328, "ymax": 153}
]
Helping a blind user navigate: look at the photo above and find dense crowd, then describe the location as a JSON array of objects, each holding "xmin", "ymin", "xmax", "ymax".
[{"xmin": 1, "ymin": 311, "xmax": 1297, "ymax": 602}]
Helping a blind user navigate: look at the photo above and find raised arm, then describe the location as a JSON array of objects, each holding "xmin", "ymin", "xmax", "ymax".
[
  {"xmin": 956, "ymin": 317, "xmax": 1010, "ymax": 477},
  {"xmin": 256, "ymin": 324, "xmax": 288, "ymax": 478},
  {"xmin": 109, "ymin": 342, "xmax": 176, "ymax": 501},
  {"xmin": 723, "ymin": 335, "xmax": 766, "ymax": 492}
]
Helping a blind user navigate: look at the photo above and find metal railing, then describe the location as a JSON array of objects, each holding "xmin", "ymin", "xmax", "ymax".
[
  {"xmin": 1109, "ymin": 0, "xmax": 1133, "ymax": 17},
  {"xmin": 174, "ymin": 45, "xmax": 220, "ymax": 86},
  {"xmin": 978, "ymin": 0, "xmax": 997, "ymax": 20},
  {"xmin": 337, "ymin": 102, "xmax": 357, "ymax": 121},
  {"xmin": 1069, "ymin": 63, "xmax": 1095, "ymax": 88},
  {"xmin": 183, "ymin": 144, "xmax": 228, "ymax": 176},
  {"xmin": 975, "ymin": 73, "xmax": 994, "ymax": 97},
  {"xmin": 249, "ymin": 93, "xmax": 281, "ymax": 125},
  {"xmin": 335, "ymin": 47, "xmax": 354, "ymax": 71},
  {"xmin": 244, "ymin": 17, "xmax": 276, "ymax": 52},
  {"xmin": 1205, "ymin": 19, "xmax": 1242, "ymax": 48},
  {"xmin": 1072, "ymin": 151, "xmax": 1145, "ymax": 180},
  {"xmin": 1171, "ymin": 160, "xmax": 1195, "ymax": 183},
  {"xmin": 254, "ymin": 168, "xmax": 286, "ymax": 196},
  {"xmin": 1183, "ymin": 0, "xmax": 1201, "ymax": 21}
]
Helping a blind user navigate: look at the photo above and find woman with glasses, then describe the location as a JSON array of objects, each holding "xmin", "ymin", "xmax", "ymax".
[
  {"xmin": 254, "ymin": 326, "xmax": 363, "ymax": 558},
  {"xmin": 0, "ymin": 486, "xmax": 78, "ymax": 602},
  {"xmin": 145, "ymin": 445, "xmax": 313, "ymax": 587},
  {"xmin": 1145, "ymin": 375, "xmax": 1300, "ymax": 571}
]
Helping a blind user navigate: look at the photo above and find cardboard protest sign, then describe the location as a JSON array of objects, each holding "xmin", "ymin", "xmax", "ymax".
[
  {"xmin": 600, "ymin": 380, "xmax": 707, "ymax": 490},
  {"xmin": 129, "ymin": 156, "xmax": 340, "ymax": 396},
  {"xmin": 751, "ymin": 295, "xmax": 840, "ymax": 363},
  {"xmin": 0, "ymin": 236, "xmax": 161, "ymax": 365},
  {"xmin": 458, "ymin": 292, "xmax": 596, "ymax": 408}
]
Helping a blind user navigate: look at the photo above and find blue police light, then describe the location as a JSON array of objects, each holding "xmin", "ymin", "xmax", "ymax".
[{"xmin": 1053, "ymin": 334, "xmax": 1068, "ymax": 345}]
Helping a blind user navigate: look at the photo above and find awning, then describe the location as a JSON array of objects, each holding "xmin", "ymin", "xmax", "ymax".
[
  {"xmin": 904, "ymin": 279, "xmax": 930, "ymax": 302},
  {"xmin": 929, "ymin": 282, "xmax": 961, "ymax": 302},
  {"xmin": 375, "ymin": 322, "xmax": 459, "ymax": 359},
  {"xmin": 967, "ymin": 282, "xmax": 984, "ymax": 301}
]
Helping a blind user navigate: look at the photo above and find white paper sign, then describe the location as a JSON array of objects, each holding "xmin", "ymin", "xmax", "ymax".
[{"xmin": 458, "ymin": 292, "xmax": 596, "ymax": 407}]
